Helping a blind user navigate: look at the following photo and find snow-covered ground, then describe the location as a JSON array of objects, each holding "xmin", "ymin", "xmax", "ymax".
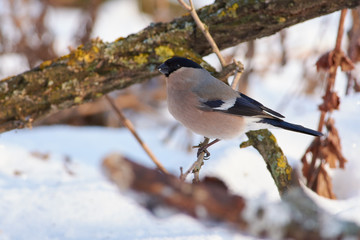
[
  {"xmin": 0, "ymin": 95, "xmax": 359, "ymax": 239},
  {"xmin": 1, "ymin": 0, "xmax": 360, "ymax": 239}
]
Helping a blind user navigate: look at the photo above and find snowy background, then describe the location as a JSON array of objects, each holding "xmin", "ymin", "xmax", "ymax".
[{"xmin": 1, "ymin": 0, "xmax": 360, "ymax": 239}]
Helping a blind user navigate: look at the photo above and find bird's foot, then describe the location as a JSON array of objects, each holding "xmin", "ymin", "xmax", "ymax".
[
  {"xmin": 196, "ymin": 146, "xmax": 211, "ymax": 159},
  {"xmin": 193, "ymin": 139, "xmax": 220, "ymax": 160}
]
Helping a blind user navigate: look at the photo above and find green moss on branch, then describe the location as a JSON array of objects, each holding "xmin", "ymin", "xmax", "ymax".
[{"xmin": 240, "ymin": 129, "xmax": 293, "ymax": 195}]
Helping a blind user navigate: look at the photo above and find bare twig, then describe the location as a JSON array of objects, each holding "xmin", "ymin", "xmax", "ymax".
[
  {"xmin": 180, "ymin": 138, "xmax": 209, "ymax": 182},
  {"xmin": 346, "ymin": 8, "xmax": 360, "ymax": 95},
  {"xmin": 302, "ymin": 9, "xmax": 352, "ymax": 198},
  {"xmin": 177, "ymin": 0, "xmax": 191, "ymax": 11},
  {"xmin": 178, "ymin": 0, "xmax": 244, "ymax": 88},
  {"xmin": 317, "ymin": 9, "xmax": 347, "ymax": 133},
  {"xmin": 230, "ymin": 59, "xmax": 244, "ymax": 90},
  {"xmin": 178, "ymin": 0, "xmax": 226, "ymax": 67},
  {"xmin": 104, "ymin": 95, "xmax": 168, "ymax": 174}
]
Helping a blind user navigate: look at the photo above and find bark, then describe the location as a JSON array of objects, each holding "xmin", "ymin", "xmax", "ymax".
[
  {"xmin": 240, "ymin": 129, "xmax": 293, "ymax": 196},
  {"xmin": 1, "ymin": 0, "xmax": 359, "ymax": 132},
  {"xmin": 103, "ymin": 153, "xmax": 360, "ymax": 240}
]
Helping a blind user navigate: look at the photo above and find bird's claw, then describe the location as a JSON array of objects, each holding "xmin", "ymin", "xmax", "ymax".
[{"xmin": 196, "ymin": 147, "xmax": 211, "ymax": 160}]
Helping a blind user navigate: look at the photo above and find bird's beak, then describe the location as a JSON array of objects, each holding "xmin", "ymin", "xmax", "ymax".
[{"xmin": 158, "ymin": 63, "xmax": 170, "ymax": 76}]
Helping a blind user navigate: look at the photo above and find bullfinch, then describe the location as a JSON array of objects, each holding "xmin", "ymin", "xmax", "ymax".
[{"xmin": 158, "ymin": 56, "xmax": 322, "ymax": 152}]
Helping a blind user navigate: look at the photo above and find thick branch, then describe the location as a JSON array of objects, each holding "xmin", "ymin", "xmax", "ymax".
[
  {"xmin": 240, "ymin": 129, "xmax": 293, "ymax": 195},
  {"xmin": 1, "ymin": 0, "xmax": 359, "ymax": 132},
  {"xmin": 103, "ymin": 154, "xmax": 360, "ymax": 240}
]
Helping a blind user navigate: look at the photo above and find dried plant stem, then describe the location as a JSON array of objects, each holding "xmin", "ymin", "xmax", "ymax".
[
  {"xmin": 178, "ymin": 0, "xmax": 226, "ymax": 67},
  {"xmin": 230, "ymin": 60, "xmax": 244, "ymax": 90},
  {"xmin": 335, "ymin": 10, "xmax": 347, "ymax": 52},
  {"xmin": 306, "ymin": 9, "xmax": 347, "ymax": 191},
  {"xmin": 317, "ymin": 9, "xmax": 347, "ymax": 133},
  {"xmin": 177, "ymin": 0, "xmax": 244, "ymax": 90},
  {"xmin": 180, "ymin": 138, "xmax": 209, "ymax": 182},
  {"xmin": 105, "ymin": 95, "xmax": 169, "ymax": 174}
]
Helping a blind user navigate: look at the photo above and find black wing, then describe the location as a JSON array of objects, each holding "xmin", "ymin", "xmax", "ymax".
[{"xmin": 201, "ymin": 93, "xmax": 284, "ymax": 119}]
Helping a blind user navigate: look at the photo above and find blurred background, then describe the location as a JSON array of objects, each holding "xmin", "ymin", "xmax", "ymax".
[
  {"xmin": 1, "ymin": 1, "xmax": 360, "ymax": 238},
  {"xmin": 1, "ymin": 0, "xmax": 358, "ymax": 134}
]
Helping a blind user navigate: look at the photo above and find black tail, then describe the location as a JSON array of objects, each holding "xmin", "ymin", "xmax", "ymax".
[{"xmin": 259, "ymin": 118, "xmax": 323, "ymax": 137}]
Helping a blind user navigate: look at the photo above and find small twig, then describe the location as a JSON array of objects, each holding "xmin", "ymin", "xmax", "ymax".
[
  {"xmin": 346, "ymin": 8, "xmax": 360, "ymax": 95},
  {"xmin": 177, "ymin": 0, "xmax": 244, "ymax": 89},
  {"xmin": 105, "ymin": 95, "xmax": 169, "ymax": 174},
  {"xmin": 230, "ymin": 59, "xmax": 244, "ymax": 90},
  {"xmin": 317, "ymin": 9, "xmax": 347, "ymax": 132},
  {"xmin": 303, "ymin": 9, "xmax": 348, "ymax": 196},
  {"xmin": 335, "ymin": 9, "xmax": 347, "ymax": 52},
  {"xmin": 178, "ymin": 0, "xmax": 226, "ymax": 68},
  {"xmin": 177, "ymin": 0, "xmax": 191, "ymax": 11},
  {"xmin": 180, "ymin": 138, "xmax": 209, "ymax": 182}
]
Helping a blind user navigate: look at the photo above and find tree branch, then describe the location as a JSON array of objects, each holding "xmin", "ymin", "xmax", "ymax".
[
  {"xmin": 240, "ymin": 129, "xmax": 293, "ymax": 195},
  {"xmin": 103, "ymin": 153, "xmax": 360, "ymax": 240},
  {"xmin": 1, "ymin": 0, "xmax": 359, "ymax": 133}
]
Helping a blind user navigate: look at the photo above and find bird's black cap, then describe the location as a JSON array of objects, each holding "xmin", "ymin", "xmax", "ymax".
[{"xmin": 158, "ymin": 56, "xmax": 202, "ymax": 77}]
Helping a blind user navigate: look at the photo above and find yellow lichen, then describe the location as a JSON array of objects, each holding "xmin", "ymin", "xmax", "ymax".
[
  {"xmin": 277, "ymin": 155, "xmax": 286, "ymax": 168},
  {"xmin": 278, "ymin": 17, "xmax": 286, "ymax": 23},
  {"xmin": 285, "ymin": 166, "xmax": 292, "ymax": 180},
  {"xmin": 155, "ymin": 46, "xmax": 174, "ymax": 61},
  {"xmin": 228, "ymin": 3, "xmax": 239, "ymax": 18},
  {"xmin": 115, "ymin": 37, "xmax": 125, "ymax": 42},
  {"xmin": 65, "ymin": 44, "xmax": 100, "ymax": 67},
  {"xmin": 83, "ymin": 52, "xmax": 96, "ymax": 63},
  {"xmin": 218, "ymin": 3, "xmax": 238, "ymax": 18},
  {"xmin": 39, "ymin": 60, "xmax": 52, "ymax": 69},
  {"xmin": 269, "ymin": 134, "xmax": 277, "ymax": 143},
  {"xmin": 218, "ymin": 11, "xmax": 226, "ymax": 18},
  {"xmin": 74, "ymin": 96, "xmax": 83, "ymax": 104},
  {"xmin": 134, "ymin": 53, "xmax": 149, "ymax": 65},
  {"xmin": 91, "ymin": 45, "xmax": 100, "ymax": 54}
]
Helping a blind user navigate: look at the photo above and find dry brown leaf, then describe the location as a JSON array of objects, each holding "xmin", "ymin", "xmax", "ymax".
[
  {"xmin": 318, "ymin": 91, "xmax": 340, "ymax": 112},
  {"xmin": 316, "ymin": 51, "xmax": 332, "ymax": 72},
  {"xmin": 301, "ymin": 118, "xmax": 347, "ymax": 197},
  {"xmin": 321, "ymin": 146, "xmax": 337, "ymax": 168},
  {"xmin": 314, "ymin": 118, "xmax": 347, "ymax": 169},
  {"xmin": 316, "ymin": 50, "xmax": 354, "ymax": 72},
  {"xmin": 316, "ymin": 164, "xmax": 336, "ymax": 199},
  {"xmin": 339, "ymin": 53, "xmax": 355, "ymax": 71},
  {"xmin": 355, "ymin": 39, "xmax": 360, "ymax": 62},
  {"xmin": 303, "ymin": 10, "xmax": 350, "ymax": 200},
  {"xmin": 325, "ymin": 118, "xmax": 347, "ymax": 168}
]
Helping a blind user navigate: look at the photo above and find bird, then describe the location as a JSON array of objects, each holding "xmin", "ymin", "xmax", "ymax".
[{"xmin": 158, "ymin": 56, "xmax": 322, "ymax": 155}]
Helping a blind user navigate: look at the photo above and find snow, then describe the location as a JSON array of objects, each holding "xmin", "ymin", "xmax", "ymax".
[
  {"xmin": 242, "ymin": 196, "xmax": 292, "ymax": 239},
  {"xmin": 1, "ymin": 0, "xmax": 360, "ymax": 239},
  {"xmin": 0, "ymin": 92, "xmax": 359, "ymax": 239}
]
